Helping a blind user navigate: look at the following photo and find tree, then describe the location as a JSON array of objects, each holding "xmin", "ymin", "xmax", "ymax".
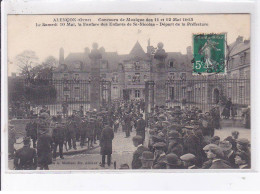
[
  {"xmin": 43, "ymin": 56, "xmax": 58, "ymax": 68},
  {"xmin": 15, "ymin": 50, "xmax": 39, "ymax": 79}
]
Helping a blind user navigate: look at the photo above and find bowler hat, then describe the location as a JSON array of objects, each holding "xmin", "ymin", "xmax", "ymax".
[
  {"xmin": 139, "ymin": 151, "xmax": 154, "ymax": 161},
  {"xmin": 164, "ymin": 153, "xmax": 182, "ymax": 166},
  {"xmin": 219, "ymin": 140, "xmax": 232, "ymax": 151},
  {"xmin": 132, "ymin": 135, "xmax": 143, "ymax": 144}
]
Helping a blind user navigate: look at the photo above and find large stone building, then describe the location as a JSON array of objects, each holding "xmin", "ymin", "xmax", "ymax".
[
  {"xmin": 53, "ymin": 36, "xmax": 250, "ymax": 111},
  {"xmin": 53, "ymin": 40, "xmax": 192, "ymax": 103}
]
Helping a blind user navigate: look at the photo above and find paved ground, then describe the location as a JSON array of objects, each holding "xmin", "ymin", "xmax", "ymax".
[{"xmin": 8, "ymin": 124, "xmax": 250, "ymax": 170}]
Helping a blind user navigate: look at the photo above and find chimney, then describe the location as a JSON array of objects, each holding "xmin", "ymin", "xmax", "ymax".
[
  {"xmin": 236, "ymin": 36, "xmax": 243, "ymax": 43},
  {"xmin": 59, "ymin": 48, "xmax": 64, "ymax": 64}
]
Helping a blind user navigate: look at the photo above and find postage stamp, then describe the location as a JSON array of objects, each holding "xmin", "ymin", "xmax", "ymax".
[{"xmin": 193, "ymin": 33, "xmax": 226, "ymax": 74}]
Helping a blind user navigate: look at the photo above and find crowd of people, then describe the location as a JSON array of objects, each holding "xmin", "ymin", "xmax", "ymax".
[
  {"xmin": 9, "ymin": 99, "xmax": 251, "ymax": 170},
  {"xmin": 130, "ymin": 105, "xmax": 251, "ymax": 169}
]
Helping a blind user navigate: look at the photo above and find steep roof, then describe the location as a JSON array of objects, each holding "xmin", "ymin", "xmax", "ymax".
[
  {"xmin": 229, "ymin": 40, "xmax": 250, "ymax": 56},
  {"xmin": 129, "ymin": 41, "xmax": 148, "ymax": 60}
]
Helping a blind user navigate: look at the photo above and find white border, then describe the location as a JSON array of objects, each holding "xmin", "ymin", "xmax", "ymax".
[{"xmin": 1, "ymin": 0, "xmax": 260, "ymax": 191}]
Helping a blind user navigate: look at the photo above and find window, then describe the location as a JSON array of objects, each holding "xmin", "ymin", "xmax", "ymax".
[
  {"xmin": 170, "ymin": 87, "xmax": 174, "ymax": 100},
  {"xmin": 144, "ymin": 75, "xmax": 148, "ymax": 81},
  {"xmin": 239, "ymin": 86, "xmax": 244, "ymax": 99},
  {"xmin": 239, "ymin": 69, "xmax": 245, "ymax": 78},
  {"xmin": 180, "ymin": 73, "xmax": 186, "ymax": 80},
  {"xmin": 75, "ymin": 87, "xmax": 80, "ymax": 98},
  {"xmin": 128, "ymin": 75, "xmax": 132, "ymax": 82},
  {"xmin": 112, "ymin": 74, "xmax": 118, "ymax": 83},
  {"xmin": 182, "ymin": 87, "xmax": 186, "ymax": 98},
  {"xmin": 64, "ymin": 74, "xmax": 68, "ymax": 79},
  {"xmin": 74, "ymin": 74, "xmax": 79, "ymax": 80},
  {"xmin": 202, "ymin": 87, "xmax": 205, "ymax": 101},
  {"xmin": 133, "ymin": 73, "xmax": 140, "ymax": 83},
  {"xmin": 169, "ymin": 73, "xmax": 175, "ymax": 80},
  {"xmin": 101, "ymin": 74, "xmax": 106, "ymax": 78},
  {"xmin": 135, "ymin": 90, "xmax": 140, "ymax": 98},
  {"xmin": 169, "ymin": 61, "xmax": 174, "ymax": 68},
  {"xmin": 135, "ymin": 61, "xmax": 140, "ymax": 70},
  {"xmin": 228, "ymin": 87, "xmax": 232, "ymax": 98}
]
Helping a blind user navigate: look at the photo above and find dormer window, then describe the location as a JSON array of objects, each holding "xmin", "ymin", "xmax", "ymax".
[{"xmin": 169, "ymin": 60, "xmax": 174, "ymax": 68}]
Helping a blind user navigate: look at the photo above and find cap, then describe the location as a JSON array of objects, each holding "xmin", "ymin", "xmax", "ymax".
[
  {"xmin": 168, "ymin": 131, "xmax": 182, "ymax": 139},
  {"xmin": 153, "ymin": 142, "xmax": 166, "ymax": 149},
  {"xmin": 237, "ymin": 138, "xmax": 250, "ymax": 146},
  {"xmin": 203, "ymin": 144, "xmax": 224, "ymax": 158},
  {"xmin": 140, "ymin": 151, "xmax": 154, "ymax": 161},
  {"xmin": 219, "ymin": 140, "xmax": 232, "ymax": 151},
  {"xmin": 180, "ymin": 153, "xmax": 196, "ymax": 162}
]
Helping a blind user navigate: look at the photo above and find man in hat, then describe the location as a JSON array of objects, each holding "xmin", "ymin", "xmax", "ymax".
[
  {"xmin": 203, "ymin": 144, "xmax": 231, "ymax": 169},
  {"xmin": 153, "ymin": 142, "xmax": 167, "ymax": 169},
  {"xmin": 210, "ymin": 136, "xmax": 220, "ymax": 145},
  {"xmin": 237, "ymin": 138, "xmax": 250, "ymax": 153},
  {"xmin": 136, "ymin": 114, "xmax": 146, "ymax": 144},
  {"xmin": 14, "ymin": 137, "xmax": 37, "ymax": 170},
  {"xmin": 167, "ymin": 131, "xmax": 183, "ymax": 157},
  {"xmin": 219, "ymin": 140, "xmax": 237, "ymax": 168},
  {"xmin": 131, "ymin": 135, "xmax": 149, "ymax": 169},
  {"xmin": 66, "ymin": 116, "xmax": 77, "ymax": 150},
  {"xmin": 52, "ymin": 121, "xmax": 66, "ymax": 160},
  {"xmin": 164, "ymin": 153, "xmax": 183, "ymax": 169},
  {"xmin": 80, "ymin": 117, "xmax": 88, "ymax": 148},
  {"xmin": 8, "ymin": 124, "xmax": 17, "ymax": 159},
  {"xmin": 25, "ymin": 118, "xmax": 38, "ymax": 148},
  {"xmin": 100, "ymin": 125, "xmax": 114, "ymax": 167},
  {"xmin": 140, "ymin": 151, "xmax": 154, "ymax": 169},
  {"xmin": 124, "ymin": 113, "xmax": 132, "ymax": 138},
  {"xmin": 180, "ymin": 153, "xmax": 197, "ymax": 169},
  {"xmin": 37, "ymin": 128, "xmax": 53, "ymax": 170},
  {"xmin": 235, "ymin": 151, "xmax": 250, "ymax": 169}
]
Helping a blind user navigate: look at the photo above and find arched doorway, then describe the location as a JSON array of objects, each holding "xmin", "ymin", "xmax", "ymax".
[{"xmin": 212, "ymin": 88, "xmax": 220, "ymax": 104}]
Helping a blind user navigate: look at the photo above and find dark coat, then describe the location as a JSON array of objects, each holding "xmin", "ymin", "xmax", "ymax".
[
  {"xmin": 52, "ymin": 125, "xmax": 66, "ymax": 144},
  {"xmin": 100, "ymin": 126, "xmax": 114, "ymax": 155},
  {"xmin": 153, "ymin": 154, "xmax": 167, "ymax": 169},
  {"xmin": 14, "ymin": 146, "xmax": 37, "ymax": 170},
  {"xmin": 167, "ymin": 141, "xmax": 183, "ymax": 156},
  {"xmin": 136, "ymin": 118, "xmax": 146, "ymax": 140},
  {"xmin": 209, "ymin": 159, "xmax": 232, "ymax": 169},
  {"xmin": 37, "ymin": 133, "xmax": 53, "ymax": 165},
  {"xmin": 131, "ymin": 145, "xmax": 149, "ymax": 169}
]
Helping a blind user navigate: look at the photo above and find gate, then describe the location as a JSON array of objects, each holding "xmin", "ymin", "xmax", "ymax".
[
  {"xmin": 8, "ymin": 78, "xmax": 111, "ymax": 118},
  {"xmin": 144, "ymin": 78, "xmax": 250, "ymax": 116}
]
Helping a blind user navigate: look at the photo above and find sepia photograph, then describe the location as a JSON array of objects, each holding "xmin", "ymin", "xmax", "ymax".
[{"xmin": 6, "ymin": 14, "xmax": 251, "ymax": 171}]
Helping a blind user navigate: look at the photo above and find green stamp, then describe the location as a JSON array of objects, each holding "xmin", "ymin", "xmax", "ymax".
[{"xmin": 193, "ymin": 33, "xmax": 226, "ymax": 74}]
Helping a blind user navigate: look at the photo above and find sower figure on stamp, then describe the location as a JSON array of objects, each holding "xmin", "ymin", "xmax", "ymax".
[
  {"xmin": 14, "ymin": 137, "xmax": 37, "ymax": 170},
  {"xmin": 100, "ymin": 125, "xmax": 114, "ymax": 167}
]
